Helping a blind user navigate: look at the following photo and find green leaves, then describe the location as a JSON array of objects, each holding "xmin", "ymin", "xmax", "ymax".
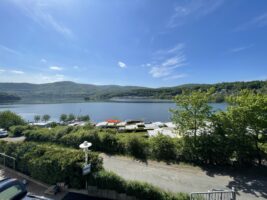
[
  {"xmin": 0, "ymin": 111, "xmax": 25, "ymax": 130},
  {"xmin": 171, "ymin": 90, "xmax": 212, "ymax": 137}
]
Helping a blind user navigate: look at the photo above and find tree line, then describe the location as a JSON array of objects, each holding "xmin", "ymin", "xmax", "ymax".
[{"xmin": 85, "ymin": 80, "xmax": 267, "ymax": 102}]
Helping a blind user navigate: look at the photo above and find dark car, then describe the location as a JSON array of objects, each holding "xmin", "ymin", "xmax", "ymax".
[
  {"xmin": 0, "ymin": 178, "xmax": 27, "ymax": 200},
  {"xmin": 0, "ymin": 178, "xmax": 52, "ymax": 200}
]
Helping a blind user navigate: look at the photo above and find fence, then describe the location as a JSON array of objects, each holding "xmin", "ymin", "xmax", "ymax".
[
  {"xmin": 190, "ymin": 187, "xmax": 236, "ymax": 200},
  {"xmin": 0, "ymin": 152, "xmax": 16, "ymax": 169}
]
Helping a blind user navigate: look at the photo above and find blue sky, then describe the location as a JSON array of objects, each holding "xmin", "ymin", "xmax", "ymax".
[{"xmin": 0, "ymin": 0, "xmax": 266, "ymax": 87}]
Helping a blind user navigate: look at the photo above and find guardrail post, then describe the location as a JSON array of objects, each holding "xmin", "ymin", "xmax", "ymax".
[{"xmin": 231, "ymin": 187, "xmax": 236, "ymax": 200}]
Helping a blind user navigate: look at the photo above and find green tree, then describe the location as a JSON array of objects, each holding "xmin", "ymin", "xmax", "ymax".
[
  {"xmin": 34, "ymin": 115, "xmax": 41, "ymax": 123},
  {"xmin": 0, "ymin": 111, "xmax": 25, "ymax": 130},
  {"xmin": 42, "ymin": 114, "xmax": 50, "ymax": 122},
  {"xmin": 171, "ymin": 90, "xmax": 213, "ymax": 139},
  {"xmin": 68, "ymin": 114, "xmax": 76, "ymax": 122},
  {"xmin": 60, "ymin": 114, "xmax": 68, "ymax": 122},
  {"xmin": 77, "ymin": 115, "xmax": 90, "ymax": 121},
  {"xmin": 226, "ymin": 90, "xmax": 267, "ymax": 165}
]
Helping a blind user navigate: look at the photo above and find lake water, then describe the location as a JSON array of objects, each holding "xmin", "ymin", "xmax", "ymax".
[{"xmin": 0, "ymin": 102, "xmax": 227, "ymax": 123}]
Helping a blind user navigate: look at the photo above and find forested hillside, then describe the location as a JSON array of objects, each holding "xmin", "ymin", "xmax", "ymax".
[
  {"xmin": 0, "ymin": 80, "xmax": 266, "ymax": 103},
  {"xmin": 88, "ymin": 80, "xmax": 267, "ymax": 102},
  {"xmin": 0, "ymin": 92, "xmax": 21, "ymax": 102}
]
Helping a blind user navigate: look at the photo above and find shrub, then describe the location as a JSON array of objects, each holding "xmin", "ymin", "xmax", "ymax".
[
  {"xmin": 127, "ymin": 136, "xmax": 149, "ymax": 160},
  {"xmin": 100, "ymin": 133, "xmax": 120, "ymax": 153},
  {"xmin": 0, "ymin": 111, "xmax": 25, "ymax": 130},
  {"xmin": 60, "ymin": 129, "xmax": 101, "ymax": 150},
  {"xmin": 0, "ymin": 141, "xmax": 103, "ymax": 188},
  {"xmin": 9, "ymin": 125, "xmax": 29, "ymax": 137},
  {"xmin": 150, "ymin": 134, "xmax": 177, "ymax": 162},
  {"xmin": 88, "ymin": 170, "xmax": 126, "ymax": 193},
  {"xmin": 88, "ymin": 170, "xmax": 189, "ymax": 200}
]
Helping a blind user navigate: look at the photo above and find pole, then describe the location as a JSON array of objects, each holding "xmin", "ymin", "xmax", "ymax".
[
  {"xmin": 84, "ymin": 148, "xmax": 88, "ymax": 165},
  {"xmin": 231, "ymin": 187, "xmax": 236, "ymax": 200},
  {"xmin": 84, "ymin": 148, "xmax": 88, "ymax": 190}
]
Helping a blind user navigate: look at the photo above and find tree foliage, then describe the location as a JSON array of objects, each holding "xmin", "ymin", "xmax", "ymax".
[
  {"xmin": 42, "ymin": 114, "xmax": 50, "ymax": 122},
  {"xmin": 34, "ymin": 115, "xmax": 41, "ymax": 122},
  {"xmin": 171, "ymin": 90, "xmax": 213, "ymax": 138},
  {"xmin": 0, "ymin": 111, "xmax": 25, "ymax": 130}
]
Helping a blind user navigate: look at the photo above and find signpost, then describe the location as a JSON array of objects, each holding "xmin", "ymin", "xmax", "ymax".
[
  {"xmin": 79, "ymin": 141, "xmax": 92, "ymax": 190},
  {"xmin": 82, "ymin": 164, "xmax": 91, "ymax": 175}
]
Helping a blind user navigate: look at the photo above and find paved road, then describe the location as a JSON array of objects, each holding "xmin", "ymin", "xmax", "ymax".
[{"xmin": 101, "ymin": 154, "xmax": 267, "ymax": 200}]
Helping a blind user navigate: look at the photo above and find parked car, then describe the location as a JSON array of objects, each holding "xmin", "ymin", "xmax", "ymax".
[
  {"xmin": 0, "ymin": 129, "xmax": 8, "ymax": 138},
  {"xmin": 0, "ymin": 178, "xmax": 53, "ymax": 200}
]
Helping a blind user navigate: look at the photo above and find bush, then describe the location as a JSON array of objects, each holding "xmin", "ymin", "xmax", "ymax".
[
  {"xmin": 150, "ymin": 134, "xmax": 177, "ymax": 162},
  {"xmin": 127, "ymin": 136, "xmax": 149, "ymax": 159},
  {"xmin": 0, "ymin": 111, "xmax": 25, "ymax": 130},
  {"xmin": 88, "ymin": 170, "xmax": 189, "ymax": 200},
  {"xmin": 0, "ymin": 141, "xmax": 103, "ymax": 188},
  {"xmin": 60, "ymin": 129, "xmax": 102, "ymax": 150},
  {"xmin": 24, "ymin": 126, "xmax": 74, "ymax": 143},
  {"xmin": 88, "ymin": 170, "xmax": 126, "ymax": 193},
  {"xmin": 100, "ymin": 133, "xmax": 121, "ymax": 153},
  {"xmin": 9, "ymin": 125, "xmax": 29, "ymax": 137}
]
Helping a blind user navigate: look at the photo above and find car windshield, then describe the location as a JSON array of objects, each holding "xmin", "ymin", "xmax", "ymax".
[{"xmin": 0, "ymin": 184, "xmax": 24, "ymax": 200}]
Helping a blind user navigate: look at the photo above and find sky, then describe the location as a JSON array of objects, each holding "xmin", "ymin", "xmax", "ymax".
[{"xmin": 0, "ymin": 0, "xmax": 266, "ymax": 87}]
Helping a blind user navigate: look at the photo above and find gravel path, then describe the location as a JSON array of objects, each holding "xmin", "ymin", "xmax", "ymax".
[{"xmin": 101, "ymin": 154, "xmax": 267, "ymax": 200}]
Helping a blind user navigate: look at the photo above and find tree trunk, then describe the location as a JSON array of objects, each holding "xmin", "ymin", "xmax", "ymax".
[{"xmin": 255, "ymin": 134, "xmax": 262, "ymax": 166}]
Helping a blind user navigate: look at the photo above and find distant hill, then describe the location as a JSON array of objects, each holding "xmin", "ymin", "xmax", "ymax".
[
  {"xmin": 0, "ymin": 92, "xmax": 21, "ymax": 102},
  {"xmin": 89, "ymin": 80, "xmax": 267, "ymax": 102},
  {"xmin": 0, "ymin": 81, "xmax": 146, "ymax": 102},
  {"xmin": 0, "ymin": 80, "xmax": 266, "ymax": 103}
]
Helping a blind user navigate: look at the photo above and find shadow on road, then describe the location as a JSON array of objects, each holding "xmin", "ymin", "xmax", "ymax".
[{"xmin": 199, "ymin": 165, "xmax": 267, "ymax": 199}]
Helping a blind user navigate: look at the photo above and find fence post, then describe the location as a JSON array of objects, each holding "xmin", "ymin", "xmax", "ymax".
[{"xmin": 231, "ymin": 187, "xmax": 236, "ymax": 200}]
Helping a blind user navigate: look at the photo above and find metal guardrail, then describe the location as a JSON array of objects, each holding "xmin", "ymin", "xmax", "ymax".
[
  {"xmin": 0, "ymin": 152, "xmax": 16, "ymax": 169},
  {"xmin": 190, "ymin": 187, "xmax": 236, "ymax": 200}
]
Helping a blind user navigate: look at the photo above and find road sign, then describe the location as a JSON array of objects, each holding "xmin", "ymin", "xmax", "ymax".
[{"xmin": 82, "ymin": 164, "xmax": 91, "ymax": 175}]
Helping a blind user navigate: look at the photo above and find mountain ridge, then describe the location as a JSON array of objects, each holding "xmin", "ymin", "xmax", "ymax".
[{"xmin": 0, "ymin": 80, "xmax": 266, "ymax": 103}]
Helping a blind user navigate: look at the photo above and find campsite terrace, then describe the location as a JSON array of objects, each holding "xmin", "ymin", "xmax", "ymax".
[{"xmin": 29, "ymin": 119, "xmax": 178, "ymax": 138}]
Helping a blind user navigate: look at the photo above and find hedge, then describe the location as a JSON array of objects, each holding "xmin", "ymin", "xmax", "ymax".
[
  {"xmin": 0, "ymin": 140, "xmax": 189, "ymax": 199},
  {"xmin": 23, "ymin": 126, "xmax": 184, "ymax": 162},
  {"xmin": 87, "ymin": 170, "xmax": 189, "ymax": 200},
  {"xmin": 0, "ymin": 141, "xmax": 103, "ymax": 188}
]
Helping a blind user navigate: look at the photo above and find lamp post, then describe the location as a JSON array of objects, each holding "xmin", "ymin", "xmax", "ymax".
[{"xmin": 79, "ymin": 141, "xmax": 92, "ymax": 190}]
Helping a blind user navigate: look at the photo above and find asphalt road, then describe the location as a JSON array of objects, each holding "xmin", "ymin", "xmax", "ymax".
[{"xmin": 101, "ymin": 154, "xmax": 267, "ymax": 200}]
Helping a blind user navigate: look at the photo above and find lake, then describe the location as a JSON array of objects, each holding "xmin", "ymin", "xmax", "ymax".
[{"xmin": 0, "ymin": 102, "xmax": 227, "ymax": 123}]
